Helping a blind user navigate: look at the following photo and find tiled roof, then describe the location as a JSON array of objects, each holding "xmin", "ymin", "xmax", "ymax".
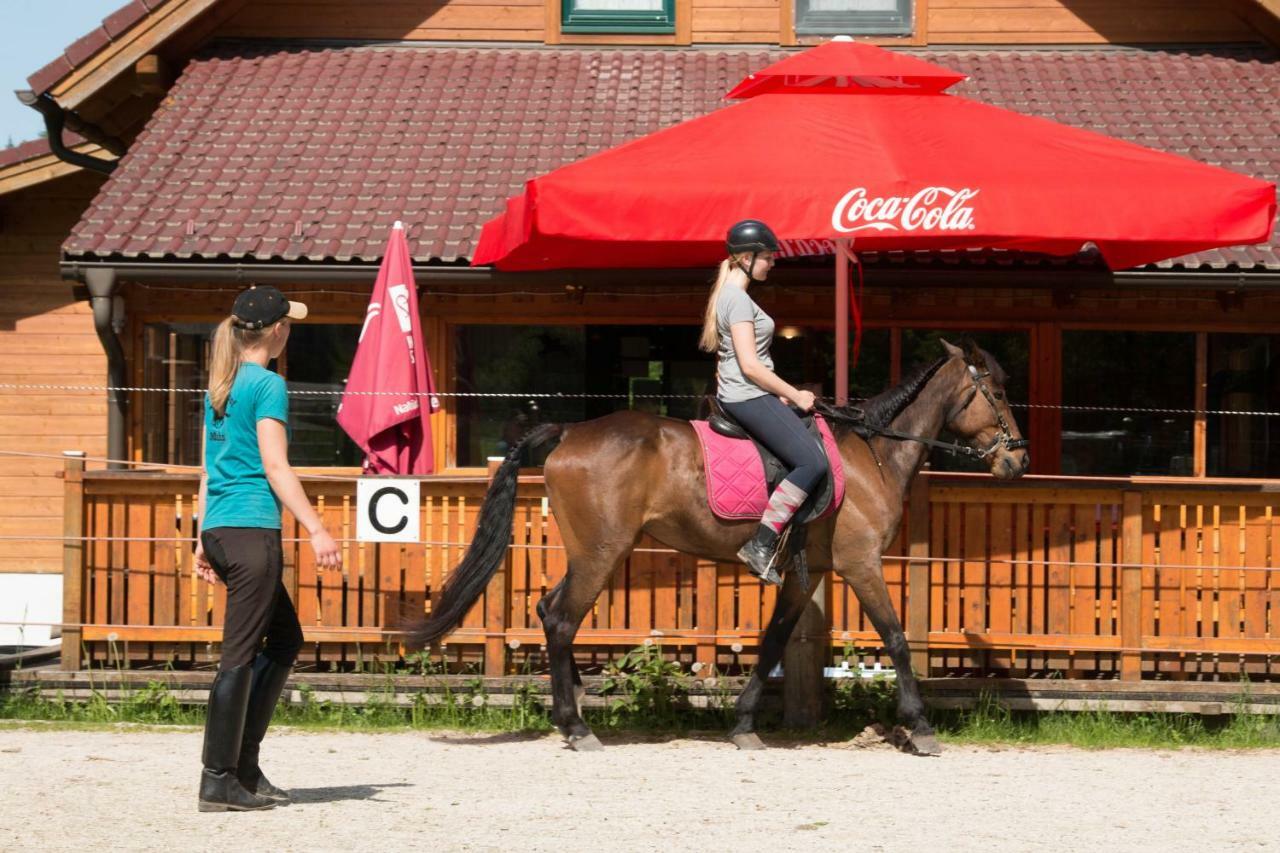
[
  {"xmin": 26, "ymin": 1, "xmax": 167, "ymax": 95},
  {"xmin": 0, "ymin": 133, "xmax": 88, "ymax": 169},
  {"xmin": 64, "ymin": 43, "xmax": 1280, "ymax": 270}
]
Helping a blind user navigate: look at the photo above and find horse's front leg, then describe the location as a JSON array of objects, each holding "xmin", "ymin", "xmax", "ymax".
[
  {"xmin": 835, "ymin": 554, "xmax": 941, "ymax": 755},
  {"xmin": 729, "ymin": 569, "xmax": 813, "ymax": 749}
]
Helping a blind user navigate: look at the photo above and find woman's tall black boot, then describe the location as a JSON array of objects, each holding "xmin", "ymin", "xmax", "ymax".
[
  {"xmin": 237, "ymin": 654, "xmax": 293, "ymax": 805},
  {"xmin": 199, "ymin": 663, "xmax": 275, "ymax": 812}
]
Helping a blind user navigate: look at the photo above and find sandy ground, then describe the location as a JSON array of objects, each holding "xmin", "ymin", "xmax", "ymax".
[{"xmin": 1, "ymin": 725, "xmax": 1277, "ymax": 852}]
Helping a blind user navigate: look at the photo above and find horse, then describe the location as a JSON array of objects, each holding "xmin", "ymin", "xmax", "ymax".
[{"xmin": 410, "ymin": 339, "xmax": 1029, "ymax": 753}]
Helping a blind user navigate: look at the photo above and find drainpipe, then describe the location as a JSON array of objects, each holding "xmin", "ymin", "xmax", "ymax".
[
  {"xmin": 15, "ymin": 91, "xmax": 120, "ymax": 174},
  {"xmin": 84, "ymin": 268, "xmax": 127, "ymax": 469}
]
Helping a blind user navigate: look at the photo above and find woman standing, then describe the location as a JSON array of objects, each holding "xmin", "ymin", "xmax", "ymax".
[
  {"xmin": 700, "ymin": 220, "xmax": 827, "ymax": 586},
  {"xmin": 194, "ymin": 285, "xmax": 343, "ymax": 812}
]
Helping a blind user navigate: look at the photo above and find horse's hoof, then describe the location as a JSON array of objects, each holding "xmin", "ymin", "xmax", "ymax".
[
  {"xmin": 893, "ymin": 726, "xmax": 943, "ymax": 756},
  {"xmin": 568, "ymin": 733, "xmax": 604, "ymax": 752},
  {"xmin": 731, "ymin": 733, "xmax": 766, "ymax": 751}
]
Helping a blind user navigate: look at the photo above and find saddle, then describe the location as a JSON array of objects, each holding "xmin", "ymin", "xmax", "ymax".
[
  {"xmin": 705, "ymin": 399, "xmax": 838, "ymax": 526},
  {"xmin": 694, "ymin": 399, "xmax": 847, "ymax": 590}
]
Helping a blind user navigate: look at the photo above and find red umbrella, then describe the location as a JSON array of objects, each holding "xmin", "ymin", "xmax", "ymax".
[
  {"xmin": 338, "ymin": 222, "xmax": 440, "ymax": 474},
  {"xmin": 473, "ymin": 40, "xmax": 1274, "ymax": 398}
]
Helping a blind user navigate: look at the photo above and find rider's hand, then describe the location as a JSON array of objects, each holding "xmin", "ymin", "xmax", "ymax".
[
  {"xmin": 793, "ymin": 390, "xmax": 817, "ymax": 412},
  {"xmin": 310, "ymin": 527, "xmax": 343, "ymax": 570},
  {"xmin": 194, "ymin": 541, "xmax": 220, "ymax": 585}
]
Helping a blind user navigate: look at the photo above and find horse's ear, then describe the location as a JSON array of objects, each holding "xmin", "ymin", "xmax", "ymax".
[
  {"xmin": 940, "ymin": 338, "xmax": 964, "ymax": 359},
  {"xmin": 960, "ymin": 337, "xmax": 988, "ymax": 369}
]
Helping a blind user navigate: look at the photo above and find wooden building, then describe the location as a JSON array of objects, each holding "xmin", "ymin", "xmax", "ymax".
[{"xmin": 1, "ymin": 0, "xmax": 1278, "ymax": 677}]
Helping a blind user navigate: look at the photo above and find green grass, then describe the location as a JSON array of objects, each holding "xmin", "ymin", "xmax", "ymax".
[{"xmin": 4, "ymin": 648, "xmax": 1279, "ymax": 748}]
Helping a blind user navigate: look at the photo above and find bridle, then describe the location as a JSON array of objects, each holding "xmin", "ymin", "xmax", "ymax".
[{"xmin": 816, "ymin": 358, "xmax": 1029, "ymax": 462}]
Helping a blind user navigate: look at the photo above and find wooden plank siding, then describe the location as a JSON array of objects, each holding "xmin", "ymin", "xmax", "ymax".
[
  {"xmin": 66, "ymin": 469, "xmax": 1280, "ymax": 677},
  {"xmin": 214, "ymin": 0, "xmax": 1262, "ymax": 45},
  {"xmin": 0, "ymin": 171, "xmax": 109, "ymax": 575}
]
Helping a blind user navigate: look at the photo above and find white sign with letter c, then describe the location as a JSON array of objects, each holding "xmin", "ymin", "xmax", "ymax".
[{"xmin": 356, "ymin": 478, "xmax": 420, "ymax": 543}]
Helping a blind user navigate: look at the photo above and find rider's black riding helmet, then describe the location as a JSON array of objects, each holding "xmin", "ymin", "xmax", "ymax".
[{"xmin": 726, "ymin": 219, "xmax": 780, "ymax": 282}]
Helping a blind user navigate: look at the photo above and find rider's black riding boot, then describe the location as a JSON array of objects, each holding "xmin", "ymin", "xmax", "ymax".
[
  {"xmin": 737, "ymin": 524, "xmax": 783, "ymax": 587},
  {"xmin": 236, "ymin": 654, "xmax": 293, "ymax": 805},
  {"xmin": 199, "ymin": 663, "xmax": 275, "ymax": 813}
]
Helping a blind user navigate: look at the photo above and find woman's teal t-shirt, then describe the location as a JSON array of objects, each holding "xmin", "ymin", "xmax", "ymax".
[{"xmin": 202, "ymin": 362, "xmax": 289, "ymax": 529}]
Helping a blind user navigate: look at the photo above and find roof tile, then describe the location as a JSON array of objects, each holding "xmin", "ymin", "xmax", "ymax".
[{"xmin": 62, "ymin": 43, "xmax": 1280, "ymax": 271}]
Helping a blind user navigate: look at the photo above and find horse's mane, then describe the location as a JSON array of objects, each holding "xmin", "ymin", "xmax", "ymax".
[{"xmin": 830, "ymin": 357, "xmax": 948, "ymax": 436}]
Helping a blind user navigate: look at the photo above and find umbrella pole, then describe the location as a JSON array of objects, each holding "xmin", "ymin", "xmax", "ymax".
[{"xmin": 834, "ymin": 239, "xmax": 851, "ymax": 405}]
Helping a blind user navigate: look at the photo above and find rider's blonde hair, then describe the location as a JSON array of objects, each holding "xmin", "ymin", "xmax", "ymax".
[{"xmin": 699, "ymin": 253, "xmax": 753, "ymax": 353}]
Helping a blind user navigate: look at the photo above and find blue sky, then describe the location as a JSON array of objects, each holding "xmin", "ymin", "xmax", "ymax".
[{"xmin": 2, "ymin": 0, "xmax": 126, "ymax": 147}]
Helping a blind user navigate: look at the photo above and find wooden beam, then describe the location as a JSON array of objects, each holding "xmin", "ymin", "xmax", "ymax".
[
  {"xmin": 1193, "ymin": 332, "xmax": 1207, "ymax": 477},
  {"xmin": 0, "ymin": 143, "xmax": 110, "ymax": 197},
  {"xmin": 132, "ymin": 54, "xmax": 171, "ymax": 96},
  {"xmin": 51, "ymin": 0, "xmax": 223, "ymax": 112},
  {"xmin": 1234, "ymin": 0, "xmax": 1280, "ymax": 48}
]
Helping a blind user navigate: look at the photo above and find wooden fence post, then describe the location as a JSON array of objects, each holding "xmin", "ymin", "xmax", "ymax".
[
  {"xmin": 61, "ymin": 451, "xmax": 86, "ymax": 671},
  {"xmin": 783, "ymin": 574, "xmax": 828, "ymax": 728},
  {"xmin": 906, "ymin": 471, "xmax": 931, "ymax": 678},
  {"xmin": 483, "ymin": 458, "xmax": 509, "ymax": 676},
  {"xmin": 695, "ymin": 558, "xmax": 718, "ymax": 670},
  {"xmin": 1120, "ymin": 490, "xmax": 1144, "ymax": 681}
]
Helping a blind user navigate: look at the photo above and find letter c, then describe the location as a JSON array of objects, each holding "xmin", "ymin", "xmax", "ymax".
[{"xmin": 369, "ymin": 486, "xmax": 409, "ymax": 535}]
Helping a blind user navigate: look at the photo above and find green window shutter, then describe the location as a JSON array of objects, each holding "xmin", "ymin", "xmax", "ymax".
[{"xmin": 561, "ymin": 0, "xmax": 677, "ymax": 34}]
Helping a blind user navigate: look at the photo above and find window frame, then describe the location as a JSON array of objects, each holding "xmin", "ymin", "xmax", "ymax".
[
  {"xmin": 560, "ymin": 0, "xmax": 677, "ymax": 34},
  {"xmin": 794, "ymin": 0, "xmax": 913, "ymax": 36}
]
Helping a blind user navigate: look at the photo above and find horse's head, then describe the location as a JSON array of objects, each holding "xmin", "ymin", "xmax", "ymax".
[{"xmin": 940, "ymin": 339, "xmax": 1030, "ymax": 480}]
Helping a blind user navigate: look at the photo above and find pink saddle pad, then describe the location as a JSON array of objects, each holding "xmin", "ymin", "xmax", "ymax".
[{"xmin": 690, "ymin": 414, "xmax": 846, "ymax": 521}]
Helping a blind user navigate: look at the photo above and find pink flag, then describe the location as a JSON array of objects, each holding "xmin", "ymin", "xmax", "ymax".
[{"xmin": 337, "ymin": 221, "xmax": 440, "ymax": 474}]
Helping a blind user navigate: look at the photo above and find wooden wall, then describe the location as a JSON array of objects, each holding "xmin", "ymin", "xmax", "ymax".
[
  {"xmin": 215, "ymin": 0, "xmax": 1263, "ymax": 45},
  {"xmin": 0, "ymin": 172, "xmax": 108, "ymax": 575},
  {"xmin": 928, "ymin": 0, "xmax": 1257, "ymax": 45}
]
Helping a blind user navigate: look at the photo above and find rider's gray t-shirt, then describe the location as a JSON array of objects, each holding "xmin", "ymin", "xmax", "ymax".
[{"xmin": 715, "ymin": 284, "xmax": 775, "ymax": 403}]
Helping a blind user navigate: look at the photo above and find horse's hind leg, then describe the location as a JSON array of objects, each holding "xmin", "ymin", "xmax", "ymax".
[
  {"xmin": 729, "ymin": 570, "xmax": 813, "ymax": 750},
  {"xmin": 836, "ymin": 555, "xmax": 941, "ymax": 756},
  {"xmin": 540, "ymin": 550, "xmax": 628, "ymax": 751}
]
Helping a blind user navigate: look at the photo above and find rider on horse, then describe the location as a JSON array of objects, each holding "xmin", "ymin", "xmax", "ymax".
[{"xmin": 700, "ymin": 220, "xmax": 829, "ymax": 587}]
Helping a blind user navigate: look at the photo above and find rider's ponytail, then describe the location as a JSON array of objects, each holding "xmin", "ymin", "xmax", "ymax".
[{"xmin": 698, "ymin": 258, "xmax": 733, "ymax": 353}]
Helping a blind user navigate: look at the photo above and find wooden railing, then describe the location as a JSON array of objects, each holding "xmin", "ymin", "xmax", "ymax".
[{"xmin": 60, "ymin": 456, "xmax": 1280, "ymax": 680}]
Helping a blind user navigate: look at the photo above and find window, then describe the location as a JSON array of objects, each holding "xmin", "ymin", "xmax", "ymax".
[
  {"xmin": 140, "ymin": 321, "xmax": 363, "ymax": 468},
  {"xmin": 1207, "ymin": 333, "xmax": 1280, "ymax": 478},
  {"xmin": 282, "ymin": 324, "xmax": 363, "ymax": 467},
  {"xmin": 141, "ymin": 322, "xmax": 215, "ymax": 466},
  {"xmin": 561, "ymin": 0, "xmax": 675, "ymax": 33},
  {"xmin": 452, "ymin": 323, "xmax": 892, "ymax": 468},
  {"xmin": 1061, "ymin": 331, "xmax": 1195, "ymax": 477},
  {"xmin": 796, "ymin": 0, "xmax": 912, "ymax": 36},
  {"xmin": 900, "ymin": 330, "xmax": 1031, "ymax": 473}
]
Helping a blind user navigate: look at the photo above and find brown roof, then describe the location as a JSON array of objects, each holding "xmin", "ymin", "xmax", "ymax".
[
  {"xmin": 26, "ymin": 1, "xmax": 164, "ymax": 95},
  {"xmin": 64, "ymin": 43, "xmax": 1280, "ymax": 271},
  {"xmin": 0, "ymin": 133, "xmax": 88, "ymax": 169}
]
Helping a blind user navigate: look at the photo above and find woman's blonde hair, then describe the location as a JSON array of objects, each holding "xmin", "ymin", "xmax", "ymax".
[
  {"xmin": 207, "ymin": 317, "xmax": 268, "ymax": 417},
  {"xmin": 699, "ymin": 253, "xmax": 761, "ymax": 353}
]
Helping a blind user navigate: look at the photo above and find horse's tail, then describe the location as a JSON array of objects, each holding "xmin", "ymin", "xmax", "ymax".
[{"xmin": 406, "ymin": 423, "xmax": 562, "ymax": 648}]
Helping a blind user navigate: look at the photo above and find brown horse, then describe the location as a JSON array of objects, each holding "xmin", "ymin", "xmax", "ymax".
[{"xmin": 411, "ymin": 339, "xmax": 1029, "ymax": 753}]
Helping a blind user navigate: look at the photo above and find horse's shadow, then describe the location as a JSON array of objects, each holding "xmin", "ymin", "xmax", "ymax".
[
  {"xmin": 289, "ymin": 782, "xmax": 414, "ymax": 804},
  {"xmin": 428, "ymin": 730, "xmax": 553, "ymax": 746}
]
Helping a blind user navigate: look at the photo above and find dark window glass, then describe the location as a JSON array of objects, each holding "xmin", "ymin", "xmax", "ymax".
[
  {"xmin": 1061, "ymin": 331, "xmax": 1194, "ymax": 476},
  {"xmin": 455, "ymin": 326, "xmax": 588, "ymax": 468},
  {"xmin": 1207, "ymin": 333, "xmax": 1280, "ymax": 478},
  {"xmin": 283, "ymin": 324, "xmax": 362, "ymax": 467},
  {"xmin": 900, "ymin": 329, "xmax": 1031, "ymax": 473},
  {"xmin": 141, "ymin": 322, "xmax": 214, "ymax": 466},
  {"xmin": 453, "ymin": 323, "xmax": 892, "ymax": 467}
]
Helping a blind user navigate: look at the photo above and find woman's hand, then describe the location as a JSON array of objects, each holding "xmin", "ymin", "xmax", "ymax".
[
  {"xmin": 310, "ymin": 528, "xmax": 343, "ymax": 570},
  {"xmin": 793, "ymin": 390, "xmax": 817, "ymax": 412},
  {"xmin": 194, "ymin": 541, "xmax": 220, "ymax": 585}
]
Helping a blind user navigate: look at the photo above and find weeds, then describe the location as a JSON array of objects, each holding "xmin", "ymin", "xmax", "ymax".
[{"xmin": 3, "ymin": 645, "xmax": 1279, "ymax": 748}]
